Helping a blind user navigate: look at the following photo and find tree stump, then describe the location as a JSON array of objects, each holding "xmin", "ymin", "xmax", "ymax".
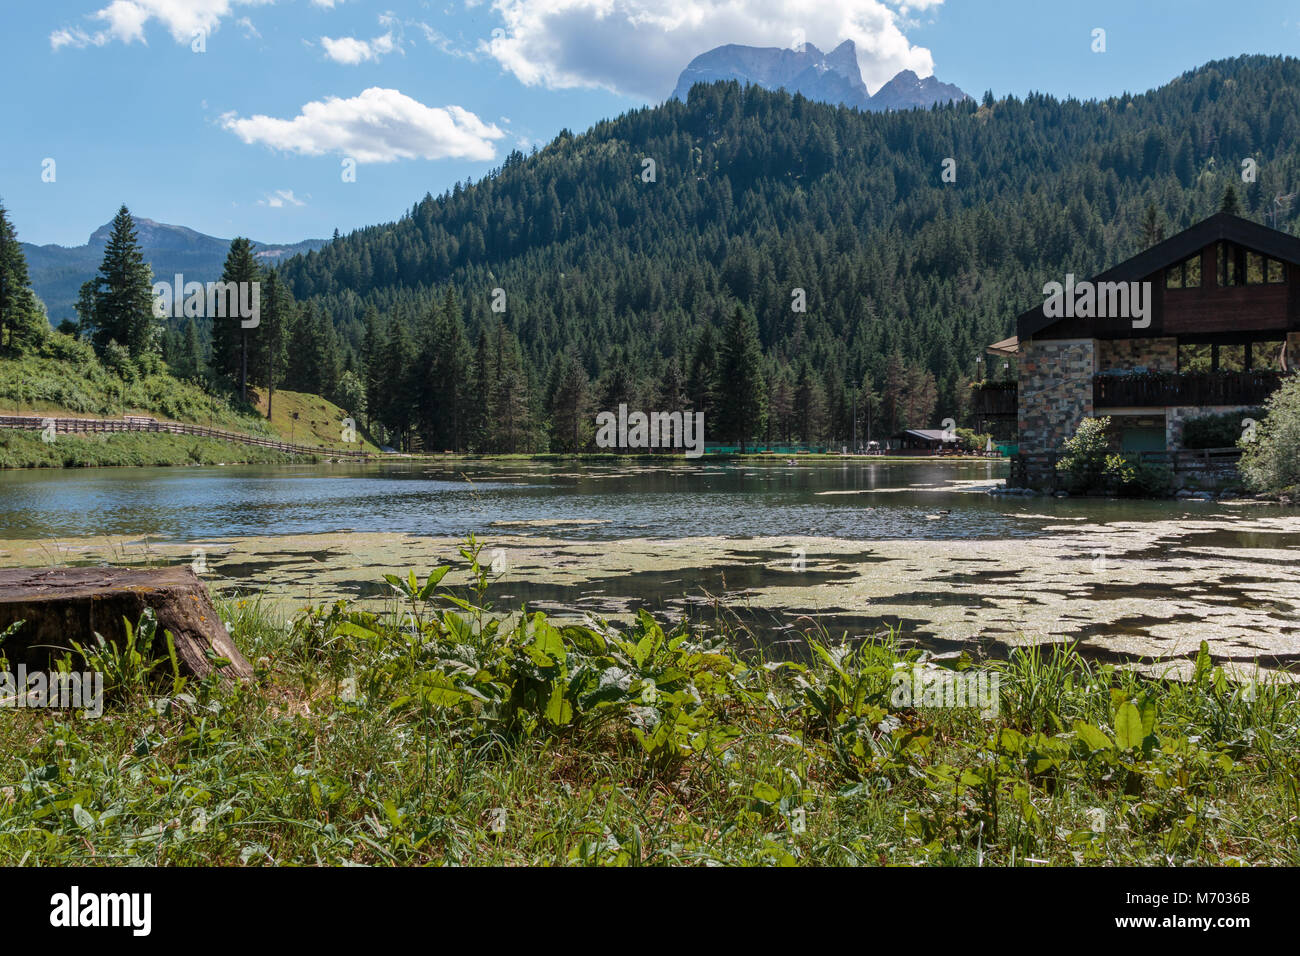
[{"xmin": 0, "ymin": 567, "xmax": 253, "ymax": 682}]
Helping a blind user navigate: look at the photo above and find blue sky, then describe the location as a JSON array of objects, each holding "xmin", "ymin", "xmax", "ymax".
[{"xmin": 4, "ymin": 0, "xmax": 1300, "ymax": 248}]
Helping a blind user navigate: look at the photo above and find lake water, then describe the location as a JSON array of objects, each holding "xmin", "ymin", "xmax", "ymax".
[
  {"xmin": 3, "ymin": 460, "xmax": 1299, "ymax": 673},
  {"xmin": 0, "ymin": 458, "xmax": 1256, "ymax": 542}
]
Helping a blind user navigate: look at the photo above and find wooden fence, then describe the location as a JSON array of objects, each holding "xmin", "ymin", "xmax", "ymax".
[{"xmin": 0, "ymin": 414, "xmax": 373, "ymax": 460}]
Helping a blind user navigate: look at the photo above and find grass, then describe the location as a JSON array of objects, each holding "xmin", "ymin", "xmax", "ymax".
[
  {"xmin": 250, "ymin": 387, "xmax": 380, "ymax": 453},
  {"xmin": 0, "ymin": 336, "xmax": 272, "ymax": 434},
  {"xmin": 0, "ymin": 429, "xmax": 304, "ymax": 468},
  {"xmin": 0, "ymin": 538, "xmax": 1296, "ymax": 866},
  {"xmin": 0, "ymin": 336, "xmax": 369, "ymax": 467}
]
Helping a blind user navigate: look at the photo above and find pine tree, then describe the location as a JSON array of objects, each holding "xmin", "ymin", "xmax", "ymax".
[
  {"xmin": 432, "ymin": 288, "xmax": 470, "ymax": 451},
  {"xmin": 468, "ymin": 328, "xmax": 492, "ymax": 452},
  {"xmin": 0, "ymin": 201, "xmax": 45, "ymax": 353},
  {"xmin": 547, "ymin": 347, "xmax": 590, "ymax": 453},
  {"xmin": 360, "ymin": 306, "xmax": 383, "ymax": 432},
  {"xmin": 284, "ymin": 303, "xmax": 322, "ymax": 393},
  {"xmin": 794, "ymin": 361, "xmax": 828, "ymax": 444},
  {"xmin": 253, "ymin": 270, "xmax": 292, "ymax": 418},
  {"xmin": 880, "ymin": 350, "xmax": 908, "ymax": 436},
  {"xmin": 1221, "ymin": 185, "xmax": 1242, "ymax": 215},
  {"xmin": 378, "ymin": 317, "xmax": 414, "ymax": 449},
  {"xmin": 1140, "ymin": 203, "xmax": 1165, "ymax": 249},
  {"xmin": 180, "ymin": 319, "xmax": 203, "ymax": 380},
  {"xmin": 713, "ymin": 305, "xmax": 767, "ymax": 451},
  {"xmin": 687, "ymin": 324, "xmax": 718, "ymax": 418},
  {"xmin": 90, "ymin": 205, "xmax": 155, "ymax": 360},
  {"xmin": 212, "ymin": 237, "xmax": 260, "ymax": 398},
  {"xmin": 489, "ymin": 324, "xmax": 532, "ymax": 452}
]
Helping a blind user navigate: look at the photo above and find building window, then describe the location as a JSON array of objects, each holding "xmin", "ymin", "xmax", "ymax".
[
  {"xmin": 1253, "ymin": 338, "xmax": 1287, "ymax": 371},
  {"xmin": 1166, "ymin": 253, "xmax": 1201, "ymax": 289},
  {"xmin": 1219, "ymin": 343, "xmax": 1247, "ymax": 371},
  {"xmin": 1217, "ymin": 242, "xmax": 1289, "ymax": 286},
  {"xmin": 1178, "ymin": 342, "xmax": 1213, "ymax": 372},
  {"xmin": 1247, "ymin": 252, "xmax": 1266, "ymax": 285}
]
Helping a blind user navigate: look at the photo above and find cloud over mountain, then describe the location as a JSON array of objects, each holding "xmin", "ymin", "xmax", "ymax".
[{"xmin": 484, "ymin": 0, "xmax": 941, "ymax": 100}]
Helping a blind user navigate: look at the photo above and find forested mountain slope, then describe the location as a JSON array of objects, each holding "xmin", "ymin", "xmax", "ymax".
[{"xmin": 275, "ymin": 55, "xmax": 1300, "ymax": 448}]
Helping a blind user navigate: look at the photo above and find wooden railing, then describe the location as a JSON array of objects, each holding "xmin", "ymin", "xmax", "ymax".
[
  {"xmin": 0, "ymin": 415, "xmax": 373, "ymax": 460},
  {"xmin": 1093, "ymin": 371, "xmax": 1284, "ymax": 408}
]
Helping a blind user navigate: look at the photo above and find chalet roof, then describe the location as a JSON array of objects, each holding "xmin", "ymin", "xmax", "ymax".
[
  {"xmin": 986, "ymin": 335, "xmax": 1019, "ymax": 356},
  {"xmin": 893, "ymin": 429, "xmax": 957, "ymax": 443},
  {"xmin": 1014, "ymin": 212, "xmax": 1300, "ymax": 342}
]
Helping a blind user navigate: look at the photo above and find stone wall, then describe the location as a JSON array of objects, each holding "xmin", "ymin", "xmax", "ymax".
[
  {"xmin": 1290, "ymin": 332, "xmax": 1300, "ymax": 370},
  {"xmin": 1097, "ymin": 337, "xmax": 1178, "ymax": 372},
  {"xmin": 1017, "ymin": 338, "xmax": 1095, "ymax": 455}
]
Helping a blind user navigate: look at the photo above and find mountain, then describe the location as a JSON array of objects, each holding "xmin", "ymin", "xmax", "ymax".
[
  {"xmin": 869, "ymin": 69, "xmax": 971, "ymax": 112},
  {"xmin": 670, "ymin": 40, "xmax": 969, "ymax": 111},
  {"xmin": 23, "ymin": 219, "xmax": 327, "ymax": 322},
  {"xmin": 269, "ymin": 56, "xmax": 1300, "ymax": 450}
]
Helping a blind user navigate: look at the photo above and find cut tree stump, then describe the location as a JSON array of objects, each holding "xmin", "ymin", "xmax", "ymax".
[{"xmin": 0, "ymin": 567, "xmax": 253, "ymax": 682}]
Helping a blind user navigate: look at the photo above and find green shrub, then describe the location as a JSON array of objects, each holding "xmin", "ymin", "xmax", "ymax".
[
  {"xmin": 1182, "ymin": 408, "xmax": 1265, "ymax": 449},
  {"xmin": 954, "ymin": 427, "xmax": 994, "ymax": 453},
  {"xmin": 1057, "ymin": 417, "xmax": 1112, "ymax": 491},
  {"xmin": 1240, "ymin": 374, "xmax": 1300, "ymax": 495}
]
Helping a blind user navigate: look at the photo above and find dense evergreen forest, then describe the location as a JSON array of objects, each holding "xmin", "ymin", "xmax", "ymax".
[
  {"xmin": 12, "ymin": 55, "xmax": 1300, "ymax": 454},
  {"xmin": 267, "ymin": 55, "xmax": 1300, "ymax": 452}
]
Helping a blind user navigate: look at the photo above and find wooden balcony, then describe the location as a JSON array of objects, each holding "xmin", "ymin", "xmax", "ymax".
[
  {"xmin": 971, "ymin": 382, "xmax": 1018, "ymax": 418},
  {"xmin": 1093, "ymin": 370, "xmax": 1285, "ymax": 409}
]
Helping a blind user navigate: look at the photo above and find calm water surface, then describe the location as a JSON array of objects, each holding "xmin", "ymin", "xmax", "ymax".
[{"xmin": 0, "ymin": 459, "xmax": 1265, "ymax": 542}]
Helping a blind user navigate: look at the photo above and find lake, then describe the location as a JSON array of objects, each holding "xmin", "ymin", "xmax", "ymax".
[{"xmin": 2, "ymin": 459, "xmax": 1299, "ymax": 674}]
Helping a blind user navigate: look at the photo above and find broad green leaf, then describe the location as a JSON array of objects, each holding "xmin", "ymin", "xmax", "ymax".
[
  {"xmin": 1074, "ymin": 721, "xmax": 1113, "ymax": 751},
  {"xmin": 545, "ymin": 683, "xmax": 573, "ymax": 725},
  {"xmin": 1114, "ymin": 702, "xmax": 1145, "ymax": 750}
]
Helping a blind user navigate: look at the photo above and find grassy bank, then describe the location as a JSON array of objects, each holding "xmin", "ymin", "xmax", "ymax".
[
  {"xmin": 0, "ymin": 430, "xmax": 303, "ymax": 468},
  {"xmin": 0, "ymin": 337, "xmax": 273, "ymax": 435},
  {"xmin": 0, "ymin": 539, "xmax": 1295, "ymax": 866},
  {"xmin": 250, "ymin": 387, "xmax": 379, "ymax": 454}
]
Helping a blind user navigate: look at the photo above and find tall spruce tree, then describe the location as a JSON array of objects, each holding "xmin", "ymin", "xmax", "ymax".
[
  {"xmin": 212, "ymin": 237, "xmax": 260, "ymax": 399},
  {"xmin": 546, "ymin": 347, "xmax": 591, "ymax": 453},
  {"xmin": 430, "ymin": 288, "xmax": 470, "ymax": 451},
  {"xmin": 254, "ymin": 270, "xmax": 292, "ymax": 418},
  {"xmin": 0, "ymin": 202, "xmax": 45, "ymax": 353},
  {"xmin": 90, "ymin": 205, "xmax": 155, "ymax": 360},
  {"xmin": 713, "ymin": 305, "xmax": 767, "ymax": 451}
]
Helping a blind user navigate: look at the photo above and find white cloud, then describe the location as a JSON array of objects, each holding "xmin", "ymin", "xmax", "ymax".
[
  {"xmin": 235, "ymin": 16, "xmax": 261, "ymax": 38},
  {"xmin": 259, "ymin": 189, "xmax": 307, "ymax": 207},
  {"xmin": 320, "ymin": 14, "xmax": 409, "ymax": 64},
  {"xmin": 220, "ymin": 87, "xmax": 506, "ymax": 163},
  {"xmin": 51, "ymin": 0, "xmax": 274, "ymax": 49},
  {"xmin": 320, "ymin": 29, "xmax": 398, "ymax": 64},
  {"xmin": 484, "ymin": 0, "xmax": 942, "ymax": 100}
]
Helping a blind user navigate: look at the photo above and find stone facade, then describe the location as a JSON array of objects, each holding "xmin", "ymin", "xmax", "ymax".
[
  {"xmin": 1017, "ymin": 338, "xmax": 1095, "ymax": 455},
  {"xmin": 1097, "ymin": 337, "xmax": 1178, "ymax": 372}
]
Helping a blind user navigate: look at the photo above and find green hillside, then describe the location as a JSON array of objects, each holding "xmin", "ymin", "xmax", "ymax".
[{"xmin": 274, "ymin": 55, "xmax": 1300, "ymax": 452}]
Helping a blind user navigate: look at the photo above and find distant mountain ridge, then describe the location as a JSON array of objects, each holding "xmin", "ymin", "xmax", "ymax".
[
  {"xmin": 671, "ymin": 40, "xmax": 970, "ymax": 111},
  {"xmin": 23, "ymin": 218, "xmax": 327, "ymax": 322}
]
